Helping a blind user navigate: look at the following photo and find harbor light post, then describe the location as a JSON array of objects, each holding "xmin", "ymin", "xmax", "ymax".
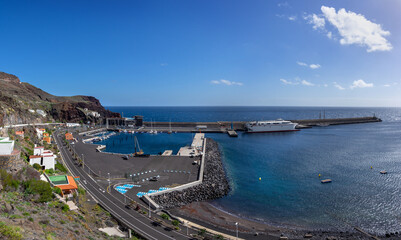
[{"xmin": 235, "ymin": 222, "xmax": 238, "ymax": 239}]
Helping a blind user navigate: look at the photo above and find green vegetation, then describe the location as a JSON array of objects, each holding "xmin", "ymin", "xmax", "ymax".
[
  {"xmin": 198, "ymin": 228, "xmax": 207, "ymax": 236},
  {"xmin": 0, "ymin": 169, "xmax": 20, "ymax": 191},
  {"xmin": 52, "ymin": 187, "xmax": 62, "ymax": 195},
  {"xmin": 0, "ymin": 221, "xmax": 23, "ymax": 240},
  {"xmin": 55, "ymin": 162, "xmax": 67, "ymax": 173},
  {"xmin": 161, "ymin": 213, "xmax": 169, "ymax": 220},
  {"xmin": 215, "ymin": 234, "xmax": 224, "ymax": 240},
  {"xmin": 44, "ymin": 169, "xmax": 55, "ymax": 175},
  {"xmin": 23, "ymin": 179, "xmax": 53, "ymax": 202},
  {"xmin": 32, "ymin": 163, "xmax": 41, "ymax": 171},
  {"xmin": 172, "ymin": 220, "xmax": 180, "ymax": 226},
  {"xmin": 61, "ymin": 203, "xmax": 69, "ymax": 212}
]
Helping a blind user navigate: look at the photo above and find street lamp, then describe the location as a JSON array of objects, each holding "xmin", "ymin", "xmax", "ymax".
[
  {"xmin": 148, "ymin": 200, "xmax": 151, "ymax": 218},
  {"xmin": 235, "ymin": 222, "xmax": 238, "ymax": 239},
  {"xmin": 108, "ymin": 173, "xmax": 110, "ymax": 192},
  {"xmin": 184, "ymin": 221, "xmax": 189, "ymax": 236},
  {"xmin": 81, "ymin": 154, "xmax": 84, "ymax": 172}
]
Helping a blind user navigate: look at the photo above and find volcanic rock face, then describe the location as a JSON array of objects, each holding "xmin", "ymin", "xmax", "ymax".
[
  {"xmin": 0, "ymin": 71, "xmax": 120, "ymax": 126},
  {"xmin": 151, "ymin": 138, "xmax": 230, "ymax": 209}
]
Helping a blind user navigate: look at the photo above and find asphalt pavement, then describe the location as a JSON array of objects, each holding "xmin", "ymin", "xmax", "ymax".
[{"xmin": 54, "ymin": 130, "xmax": 197, "ymax": 240}]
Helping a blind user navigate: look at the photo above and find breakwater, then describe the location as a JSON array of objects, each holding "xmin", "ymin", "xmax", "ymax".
[
  {"xmin": 151, "ymin": 138, "xmax": 229, "ymax": 209},
  {"xmin": 105, "ymin": 116, "xmax": 381, "ymax": 132}
]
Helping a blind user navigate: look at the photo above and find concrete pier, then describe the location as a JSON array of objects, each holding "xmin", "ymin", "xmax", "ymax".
[{"xmin": 227, "ymin": 130, "xmax": 238, "ymax": 137}]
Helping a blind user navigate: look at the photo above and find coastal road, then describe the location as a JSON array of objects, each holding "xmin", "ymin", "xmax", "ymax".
[{"xmin": 54, "ymin": 130, "xmax": 193, "ymax": 240}]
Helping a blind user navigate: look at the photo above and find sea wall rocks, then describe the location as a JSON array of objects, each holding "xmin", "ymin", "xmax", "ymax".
[{"xmin": 151, "ymin": 138, "xmax": 230, "ymax": 209}]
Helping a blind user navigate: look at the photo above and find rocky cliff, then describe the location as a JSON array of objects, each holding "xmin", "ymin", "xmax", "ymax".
[{"xmin": 0, "ymin": 71, "xmax": 120, "ymax": 126}]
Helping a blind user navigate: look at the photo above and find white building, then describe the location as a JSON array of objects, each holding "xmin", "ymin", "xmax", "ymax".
[
  {"xmin": 0, "ymin": 137, "xmax": 15, "ymax": 155},
  {"xmin": 36, "ymin": 128, "xmax": 46, "ymax": 139},
  {"xmin": 66, "ymin": 123, "xmax": 80, "ymax": 127},
  {"xmin": 34, "ymin": 146, "xmax": 44, "ymax": 156},
  {"xmin": 29, "ymin": 147, "xmax": 55, "ymax": 170}
]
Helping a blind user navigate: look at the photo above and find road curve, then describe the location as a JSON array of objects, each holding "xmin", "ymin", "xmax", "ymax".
[{"xmin": 54, "ymin": 130, "xmax": 192, "ymax": 240}]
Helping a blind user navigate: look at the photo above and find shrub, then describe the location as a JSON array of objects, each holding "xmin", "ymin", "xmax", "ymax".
[
  {"xmin": 32, "ymin": 163, "xmax": 42, "ymax": 171},
  {"xmin": 198, "ymin": 228, "xmax": 207, "ymax": 236},
  {"xmin": 77, "ymin": 187, "xmax": 85, "ymax": 195},
  {"xmin": 28, "ymin": 217, "xmax": 34, "ymax": 222},
  {"xmin": 45, "ymin": 169, "xmax": 55, "ymax": 175},
  {"xmin": 55, "ymin": 163, "xmax": 67, "ymax": 173},
  {"xmin": 23, "ymin": 179, "xmax": 53, "ymax": 202},
  {"xmin": 0, "ymin": 221, "xmax": 22, "ymax": 240},
  {"xmin": 52, "ymin": 187, "xmax": 62, "ymax": 195},
  {"xmin": 172, "ymin": 220, "xmax": 180, "ymax": 226},
  {"xmin": 61, "ymin": 204, "xmax": 69, "ymax": 212},
  {"xmin": 161, "ymin": 213, "xmax": 169, "ymax": 220},
  {"xmin": 0, "ymin": 169, "xmax": 20, "ymax": 191}
]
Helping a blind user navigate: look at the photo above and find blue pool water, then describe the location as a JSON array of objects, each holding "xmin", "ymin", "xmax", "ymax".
[{"xmin": 104, "ymin": 106, "xmax": 401, "ymax": 234}]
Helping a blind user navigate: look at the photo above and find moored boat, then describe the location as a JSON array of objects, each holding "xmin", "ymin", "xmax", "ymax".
[{"xmin": 245, "ymin": 119, "xmax": 298, "ymax": 133}]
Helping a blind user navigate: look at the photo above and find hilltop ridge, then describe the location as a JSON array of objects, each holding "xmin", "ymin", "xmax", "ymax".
[{"xmin": 0, "ymin": 71, "xmax": 120, "ymax": 126}]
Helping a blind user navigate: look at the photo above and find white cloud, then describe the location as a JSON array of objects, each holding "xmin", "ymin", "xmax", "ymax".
[
  {"xmin": 333, "ymin": 82, "xmax": 345, "ymax": 90},
  {"xmin": 327, "ymin": 31, "xmax": 332, "ymax": 39},
  {"xmin": 350, "ymin": 79, "xmax": 373, "ymax": 89},
  {"xmin": 321, "ymin": 6, "xmax": 392, "ymax": 52},
  {"xmin": 288, "ymin": 16, "xmax": 297, "ymax": 21},
  {"xmin": 301, "ymin": 80, "xmax": 314, "ymax": 86},
  {"xmin": 297, "ymin": 61, "xmax": 321, "ymax": 69},
  {"xmin": 297, "ymin": 61, "xmax": 308, "ymax": 66},
  {"xmin": 211, "ymin": 79, "xmax": 243, "ymax": 86},
  {"xmin": 383, "ymin": 84, "xmax": 391, "ymax": 87},
  {"xmin": 280, "ymin": 79, "xmax": 298, "ymax": 85},
  {"xmin": 280, "ymin": 78, "xmax": 315, "ymax": 86},
  {"xmin": 309, "ymin": 64, "xmax": 321, "ymax": 69},
  {"xmin": 278, "ymin": 2, "xmax": 289, "ymax": 8},
  {"xmin": 305, "ymin": 14, "xmax": 326, "ymax": 30}
]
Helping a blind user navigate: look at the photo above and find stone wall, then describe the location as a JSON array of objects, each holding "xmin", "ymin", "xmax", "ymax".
[
  {"xmin": 151, "ymin": 138, "xmax": 230, "ymax": 209},
  {"xmin": 0, "ymin": 150, "xmax": 25, "ymax": 172}
]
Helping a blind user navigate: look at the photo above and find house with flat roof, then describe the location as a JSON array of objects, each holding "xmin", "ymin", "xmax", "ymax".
[
  {"xmin": 15, "ymin": 131, "xmax": 24, "ymax": 137},
  {"xmin": 0, "ymin": 137, "xmax": 15, "ymax": 155},
  {"xmin": 65, "ymin": 133, "xmax": 73, "ymax": 140},
  {"xmin": 30, "ymin": 147, "xmax": 55, "ymax": 170},
  {"xmin": 48, "ymin": 175, "xmax": 78, "ymax": 197}
]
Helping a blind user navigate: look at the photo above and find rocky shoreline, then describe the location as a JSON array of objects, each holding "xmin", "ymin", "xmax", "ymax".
[{"xmin": 151, "ymin": 138, "xmax": 230, "ymax": 209}]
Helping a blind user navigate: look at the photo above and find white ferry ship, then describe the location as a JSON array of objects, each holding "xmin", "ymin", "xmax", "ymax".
[{"xmin": 245, "ymin": 119, "xmax": 298, "ymax": 133}]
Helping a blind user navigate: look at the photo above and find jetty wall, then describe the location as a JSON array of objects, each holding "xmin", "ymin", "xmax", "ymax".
[{"xmin": 150, "ymin": 138, "xmax": 229, "ymax": 209}]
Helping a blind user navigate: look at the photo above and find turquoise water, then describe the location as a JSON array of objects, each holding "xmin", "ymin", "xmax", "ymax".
[{"xmin": 105, "ymin": 107, "xmax": 401, "ymax": 234}]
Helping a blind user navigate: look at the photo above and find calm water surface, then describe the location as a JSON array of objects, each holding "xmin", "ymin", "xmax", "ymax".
[{"xmin": 105, "ymin": 107, "xmax": 401, "ymax": 234}]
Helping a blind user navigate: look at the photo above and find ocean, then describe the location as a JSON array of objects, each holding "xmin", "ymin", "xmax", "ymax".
[{"xmin": 104, "ymin": 106, "xmax": 401, "ymax": 234}]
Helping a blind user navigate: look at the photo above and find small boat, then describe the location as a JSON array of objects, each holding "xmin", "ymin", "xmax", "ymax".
[
  {"xmin": 321, "ymin": 179, "xmax": 332, "ymax": 184},
  {"xmin": 380, "ymin": 170, "xmax": 387, "ymax": 174}
]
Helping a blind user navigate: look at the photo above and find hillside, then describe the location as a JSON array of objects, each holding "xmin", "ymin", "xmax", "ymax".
[{"xmin": 0, "ymin": 71, "xmax": 120, "ymax": 126}]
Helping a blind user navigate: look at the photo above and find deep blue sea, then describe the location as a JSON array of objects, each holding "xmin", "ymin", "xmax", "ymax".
[{"xmin": 105, "ymin": 106, "xmax": 401, "ymax": 234}]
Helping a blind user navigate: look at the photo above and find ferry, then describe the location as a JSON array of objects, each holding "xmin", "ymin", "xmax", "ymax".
[{"xmin": 245, "ymin": 119, "xmax": 298, "ymax": 133}]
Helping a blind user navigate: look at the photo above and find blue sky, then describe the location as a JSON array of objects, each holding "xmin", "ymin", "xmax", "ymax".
[{"xmin": 1, "ymin": 0, "xmax": 400, "ymax": 106}]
